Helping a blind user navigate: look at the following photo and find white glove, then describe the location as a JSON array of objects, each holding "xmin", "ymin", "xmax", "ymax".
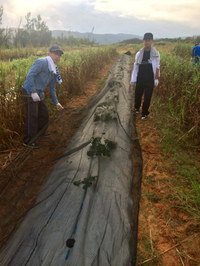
[
  {"xmin": 56, "ymin": 102, "xmax": 64, "ymax": 110},
  {"xmin": 31, "ymin": 92, "xmax": 40, "ymax": 102},
  {"xmin": 154, "ymin": 79, "xmax": 159, "ymax": 87}
]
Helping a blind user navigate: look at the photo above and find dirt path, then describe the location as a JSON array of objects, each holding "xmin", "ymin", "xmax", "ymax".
[
  {"xmin": 0, "ymin": 56, "xmax": 199, "ymax": 265},
  {"xmin": 135, "ymin": 108, "xmax": 200, "ymax": 266},
  {"xmin": 0, "ymin": 59, "xmax": 118, "ymax": 251}
]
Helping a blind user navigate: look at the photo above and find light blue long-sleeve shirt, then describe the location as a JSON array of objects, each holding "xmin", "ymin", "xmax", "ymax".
[{"xmin": 23, "ymin": 58, "xmax": 59, "ymax": 105}]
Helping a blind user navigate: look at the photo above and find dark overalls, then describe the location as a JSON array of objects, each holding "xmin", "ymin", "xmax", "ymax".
[{"xmin": 135, "ymin": 50, "xmax": 154, "ymax": 116}]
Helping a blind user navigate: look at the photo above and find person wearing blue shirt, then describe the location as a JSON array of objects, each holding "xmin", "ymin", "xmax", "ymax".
[
  {"xmin": 22, "ymin": 45, "xmax": 64, "ymax": 149},
  {"xmin": 192, "ymin": 43, "xmax": 200, "ymax": 64}
]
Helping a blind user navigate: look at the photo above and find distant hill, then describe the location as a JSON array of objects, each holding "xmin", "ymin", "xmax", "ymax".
[{"xmin": 52, "ymin": 30, "xmax": 142, "ymax": 45}]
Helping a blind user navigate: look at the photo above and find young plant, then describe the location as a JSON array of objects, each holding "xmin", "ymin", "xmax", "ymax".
[
  {"xmin": 87, "ymin": 137, "xmax": 117, "ymax": 157},
  {"xmin": 73, "ymin": 176, "xmax": 98, "ymax": 190}
]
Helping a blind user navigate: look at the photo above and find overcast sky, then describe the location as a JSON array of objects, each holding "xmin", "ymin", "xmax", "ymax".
[{"xmin": 1, "ymin": 0, "xmax": 200, "ymax": 38}]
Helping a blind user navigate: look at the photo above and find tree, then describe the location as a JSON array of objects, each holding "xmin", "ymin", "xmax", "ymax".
[
  {"xmin": 0, "ymin": 5, "xmax": 5, "ymax": 45},
  {"xmin": 0, "ymin": 5, "xmax": 13, "ymax": 48},
  {"xmin": 0, "ymin": 5, "xmax": 3, "ymax": 24},
  {"xmin": 13, "ymin": 12, "xmax": 52, "ymax": 47}
]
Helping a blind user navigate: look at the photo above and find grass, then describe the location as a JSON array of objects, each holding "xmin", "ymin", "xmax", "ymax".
[
  {"xmin": 2, "ymin": 43, "xmax": 199, "ymax": 150},
  {"xmin": 144, "ymin": 192, "xmax": 161, "ymax": 203},
  {"xmin": 157, "ymin": 50, "xmax": 200, "ymax": 144},
  {"xmin": 0, "ymin": 46, "xmax": 118, "ymax": 150},
  {"xmin": 152, "ymin": 95, "xmax": 200, "ymax": 223},
  {"xmin": 136, "ymin": 89, "xmax": 200, "ymax": 265},
  {"xmin": 137, "ymin": 243, "xmax": 161, "ymax": 266},
  {"xmin": 1, "ymin": 43, "xmax": 200, "ymax": 264},
  {"xmin": 172, "ymin": 44, "xmax": 194, "ymax": 59},
  {"xmin": 123, "ymin": 42, "xmax": 200, "ymax": 264}
]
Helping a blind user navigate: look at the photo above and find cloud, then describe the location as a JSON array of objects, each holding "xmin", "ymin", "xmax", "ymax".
[
  {"xmin": 91, "ymin": 0, "xmax": 200, "ymax": 25},
  {"xmin": 1, "ymin": 0, "xmax": 200, "ymax": 38},
  {"xmin": 39, "ymin": 1, "xmax": 199, "ymax": 38}
]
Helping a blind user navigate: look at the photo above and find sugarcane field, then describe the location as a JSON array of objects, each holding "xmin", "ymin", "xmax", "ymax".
[{"xmin": 0, "ymin": 34, "xmax": 200, "ymax": 266}]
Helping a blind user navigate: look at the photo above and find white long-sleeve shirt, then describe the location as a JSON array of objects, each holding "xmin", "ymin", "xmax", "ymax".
[{"xmin": 131, "ymin": 47, "xmax": 160, "ymax": 83}]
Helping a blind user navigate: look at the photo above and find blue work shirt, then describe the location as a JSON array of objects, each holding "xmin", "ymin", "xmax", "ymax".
[
  {"xmin": 192, "ymin": 45, "xmax": 200, "ymax": 64},
  {"xmin": 23, "ymin": 58, "xmax": 59, "ymax": 105}
]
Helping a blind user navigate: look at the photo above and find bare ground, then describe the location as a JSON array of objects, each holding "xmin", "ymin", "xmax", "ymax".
[
  {"xmin": 0, "ymin": 58, "xmax": 200, "ymax": 266},
  {"xmin": 135, "ymin": 108, "xmax": 200, "ymax": 266}
]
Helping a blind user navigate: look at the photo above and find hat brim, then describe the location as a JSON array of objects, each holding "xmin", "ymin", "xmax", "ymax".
[{"xmin": 50, "ymin": 50, "xmax": 64, "ymax": 54}]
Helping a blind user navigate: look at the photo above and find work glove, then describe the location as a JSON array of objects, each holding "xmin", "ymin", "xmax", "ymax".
[
  {"xmin": 154, "ymin": 79, "xmax": 159, "ymax": 87},
  {"xmin": 56, "ymin": 102, "xmax": 64, "ymax": 110},
  {"xmin": 31, "ymin": 92, "xmax": 40, "ymax": 102}
]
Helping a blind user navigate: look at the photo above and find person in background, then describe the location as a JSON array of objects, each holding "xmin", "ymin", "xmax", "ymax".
[
  {"xmin": 192, "ymin": 43, "xmax": 200, "ymax": 65},
  {"xmin": 130, "ymin": 32, "xmax": 160, "ymax": 120},
  {"xmin": 22, "ymin": 45, "xmax": 64, "ymax": 149}
]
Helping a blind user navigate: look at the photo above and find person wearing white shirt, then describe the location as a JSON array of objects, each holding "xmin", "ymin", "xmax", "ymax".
[{"xmin": 131, "ymin": 33, "xmax": 160, "ymax": 120}]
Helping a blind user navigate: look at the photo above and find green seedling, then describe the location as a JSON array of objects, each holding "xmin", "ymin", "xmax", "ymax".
[
  {"xmin": 87, "ymin": 137, "xmax": 117, "ymax": 158},
  {"xmin": 73, "ymin": 176, "xmax": 98, "ymax": 190}
]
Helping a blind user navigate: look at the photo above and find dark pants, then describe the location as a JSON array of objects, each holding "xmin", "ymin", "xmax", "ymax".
[
  {"xmin": 23, "ymin": 89, "xmax": 49, "ymax": 144},
  {"xmin": 135, "ymin": 83, "xmax": 154, "ymax": 116}
]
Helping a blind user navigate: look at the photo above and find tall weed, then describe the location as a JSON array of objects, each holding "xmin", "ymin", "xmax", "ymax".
[
  {"xmin": 0, "ymin": 47, "xmax": 117, "ymax": 150},
  {"xmin": 156, "ymin": 50, "xmax": 200, "ymax": 143},
  {"xmin": 172, "ymin": 44, "xmax": 194, "ymax": 59}
]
